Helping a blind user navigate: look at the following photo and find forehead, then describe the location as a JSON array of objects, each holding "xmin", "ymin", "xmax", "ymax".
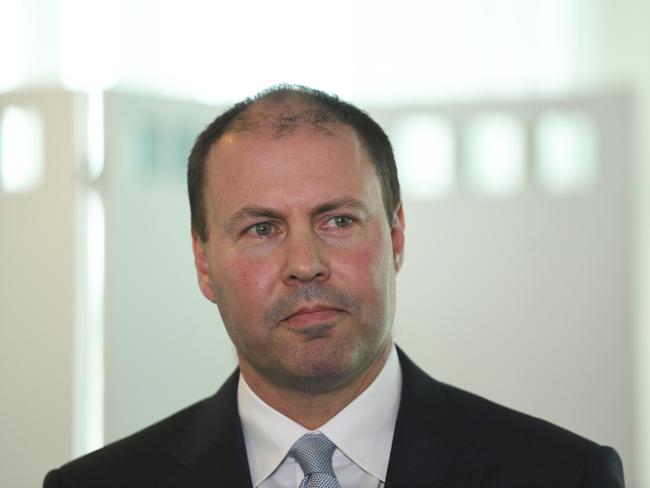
[{"xmin": 204, "ymin": 125, "xmax": 382, "ymax": 217}]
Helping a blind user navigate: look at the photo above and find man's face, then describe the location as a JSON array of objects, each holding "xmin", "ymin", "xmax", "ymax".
[{"xmin": 192, "ymin": 124, "xmax": 405, "ymax": 393}]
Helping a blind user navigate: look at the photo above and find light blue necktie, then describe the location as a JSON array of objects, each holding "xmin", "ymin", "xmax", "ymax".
[{"xmin": 289, "ymin": 432, "xmax": 341, "ymax": 488}]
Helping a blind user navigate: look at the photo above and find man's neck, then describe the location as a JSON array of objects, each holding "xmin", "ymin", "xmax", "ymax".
[{"xmin": 238, "ymin": 343, "xmax": 392, "ymax": 430}]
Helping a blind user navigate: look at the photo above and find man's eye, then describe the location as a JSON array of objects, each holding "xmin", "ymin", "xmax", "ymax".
[
  {"xmin": 250, "ymin": 222, "xmax": 274, "ymax": 237},
  {"xmin": 327, "ymin": 215, "xmax": 353, "ymax": 228}
]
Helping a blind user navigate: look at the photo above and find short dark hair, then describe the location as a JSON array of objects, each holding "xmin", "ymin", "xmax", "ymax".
[{"xmin": 187, "ymin": 84, "xmax": 400, "ymax": 241}]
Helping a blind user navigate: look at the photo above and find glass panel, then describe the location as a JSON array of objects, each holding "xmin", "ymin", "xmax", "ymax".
[
  {"xmin": 0, "ymin": 106, "xmax": 45, "ymax": 193},
  {"xmin": 535, "ymin": 111, "xmax": 597, "ymax": 194},
  {"xmin": 392, "ymin": 115, "xmax": 455, "ymax": 200},
  {"xmin": 464, "ymin": 113, "xmax": 525, "ymax": 196}
]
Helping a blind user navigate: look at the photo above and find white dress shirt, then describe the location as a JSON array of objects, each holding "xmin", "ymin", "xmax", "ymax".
[{"xmin": 237, "ymin": 345, "xmax": 402, "ymax": 488}]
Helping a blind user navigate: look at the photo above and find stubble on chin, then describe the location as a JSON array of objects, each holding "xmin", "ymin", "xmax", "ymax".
[
  {"xmin": 263, "ymin": 339, "xmax": 363, "ymax": 393},
  {"xmin": 256, "ymin": 319, "xmax": 390, "ymax": 395}
]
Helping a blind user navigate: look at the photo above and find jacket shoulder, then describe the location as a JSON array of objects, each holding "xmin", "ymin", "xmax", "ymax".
[
  {"xmin": 46, "ymin": 397, "xmax": 209, "ymax": 487},
  {"xmin": 396, "ymin": 348, "xmax": 625, "ymax": 486},
  {"xmin": 442, "ymin": 379, "xmax": 598, "ymax": 450},
  {"xmin": 444, "ymin": 383, "xmax": 625, "ymax": 485},
  {"xmin": 398, "ymin": 347, "xmax": 602, "ymax": 452}
]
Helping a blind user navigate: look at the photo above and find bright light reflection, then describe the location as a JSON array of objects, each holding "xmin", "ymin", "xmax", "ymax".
[
  {"xmin": 73, "ymin": 189, "xmax": 105, "ymax": 456},
  {"xmin": 142, "ymin": 0, "xmax": 580, "ymax": 104},
  {"xmin": 0, "ymin": 106, "xmax": 45, "ymax": 193},
  {"xmin": 0, "ymin": 0, "xmax": 25, "ymax": 92},
  {"xmin": 87, "ymin": 91, "xmax": 105, "ymax": 180},
  {"xmin": 465, "ymin": 113, "xmax": 525, "ymax": 196},
  {"xmin": 59, "ymin": 0, "xmax": 123, "ymax": 90},
  {"xmin": 393, "ymin": 115, "xmax": 455, "ymax": 200}
]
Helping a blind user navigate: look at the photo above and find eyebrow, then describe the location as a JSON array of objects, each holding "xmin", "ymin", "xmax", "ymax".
[
  {"xmin": 312, "ymin": 197, "xmax": 370, "ymax": 217},
  {"xmin": 224, "ymin": 197, "xmax": 371, "ymax": 233}
]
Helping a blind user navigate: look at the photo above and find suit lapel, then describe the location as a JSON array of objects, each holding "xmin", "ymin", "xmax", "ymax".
[
  {"xmin": 385, "ymin": 348, "xmax": 481, "ymax": 488},
  {"xmin": 163, "ymin": 371, "xmax": 253, "ymax": 488}
]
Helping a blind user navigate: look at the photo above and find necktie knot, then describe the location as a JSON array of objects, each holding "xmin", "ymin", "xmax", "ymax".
[{"xmin": 289, "ymin": 432, "xmax": 341, "ymax": 488}]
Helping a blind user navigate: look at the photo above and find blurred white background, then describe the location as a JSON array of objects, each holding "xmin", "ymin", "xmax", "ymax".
[{"xmin": 1, "ymin": 0, "xmax": 648, "ymax": 486}]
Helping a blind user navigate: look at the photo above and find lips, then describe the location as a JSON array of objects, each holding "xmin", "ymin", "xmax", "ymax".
[{"xmin": 282, "ymin": 305, "xmax": 342, "ymax": 327}]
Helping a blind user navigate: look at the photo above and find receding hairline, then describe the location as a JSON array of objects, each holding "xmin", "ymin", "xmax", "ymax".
[
  {"xmin": 207, "ymin": 96, "xmax": 375, "ymax": 169},
  {"xmin": 223, "ymin": 95, "xmax": 345, "ymax": 140}
]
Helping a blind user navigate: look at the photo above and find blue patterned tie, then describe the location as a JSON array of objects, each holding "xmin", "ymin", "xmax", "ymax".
[{"xmin": 289, "ymin": 432, "xmax": 341, "ymax": 488}]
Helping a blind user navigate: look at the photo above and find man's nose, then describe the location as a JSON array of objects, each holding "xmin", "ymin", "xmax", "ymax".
[{"xmin": 281, "ymin": 228, "xmax": 330, "ymax": 285}]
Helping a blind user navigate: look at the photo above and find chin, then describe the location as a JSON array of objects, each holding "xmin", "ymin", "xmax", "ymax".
[{"xmin": 276, "ymin": 340, "xmax": 375, "ymax": 393}]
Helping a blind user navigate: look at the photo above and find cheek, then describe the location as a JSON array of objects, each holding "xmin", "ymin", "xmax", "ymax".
[
  {"xmin": 338, "ymin": 239, "xmax": 393, "ymax": 295},
  {"xmin": 216, "ymin": 254, "xmax": 277, "ymax": 306},
  {"xmin": 212, "ymin": 256, "xmax": 275, "ymax": 345}
]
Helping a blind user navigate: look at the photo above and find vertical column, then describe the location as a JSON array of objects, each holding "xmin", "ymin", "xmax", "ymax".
[
  {"xmin": 0, "ymin": 90, "xmax": 79, "ymax": 487},
  {"xmin": 600, "ymin": 0, "xmax": 650, "ymax": 485}
]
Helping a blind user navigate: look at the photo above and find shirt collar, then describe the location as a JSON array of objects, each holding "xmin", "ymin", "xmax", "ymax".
[{"xmin": 238, "ymin": 344, "xmax": 402, "ymax": 486}]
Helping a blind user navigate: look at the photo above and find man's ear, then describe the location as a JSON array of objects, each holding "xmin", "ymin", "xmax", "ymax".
[
  {"xmin": 391, "ymin": 203, "xmax": 405, "ymax": 272},
  {"xmin": 192, "ymin": 232, "xmax": 216, "ymax": 303}
]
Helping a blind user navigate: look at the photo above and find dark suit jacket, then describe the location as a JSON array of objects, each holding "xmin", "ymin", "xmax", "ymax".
[{"xmin": 44, "ymin": 348, "xmax": 625, "ymax": 487}]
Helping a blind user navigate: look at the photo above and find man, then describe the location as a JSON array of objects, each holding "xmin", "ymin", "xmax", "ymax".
[{"xmin": 44, "ymin": 85, "xmax": 625, "ymax": 487}]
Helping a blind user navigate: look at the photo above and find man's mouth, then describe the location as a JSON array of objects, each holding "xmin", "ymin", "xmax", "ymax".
[{"xmin": 282, "ymin": 305, "xmax": 343, "ymax": 327}]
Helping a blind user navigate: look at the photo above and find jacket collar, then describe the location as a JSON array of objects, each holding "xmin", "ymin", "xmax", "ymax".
[
  {"xmin": 385, "ymin": 347, "xmax": 481, "ymax": 488},
  {"xmin": 163, "ymin": 370, "xmax": 253, "ymax": 488}
]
